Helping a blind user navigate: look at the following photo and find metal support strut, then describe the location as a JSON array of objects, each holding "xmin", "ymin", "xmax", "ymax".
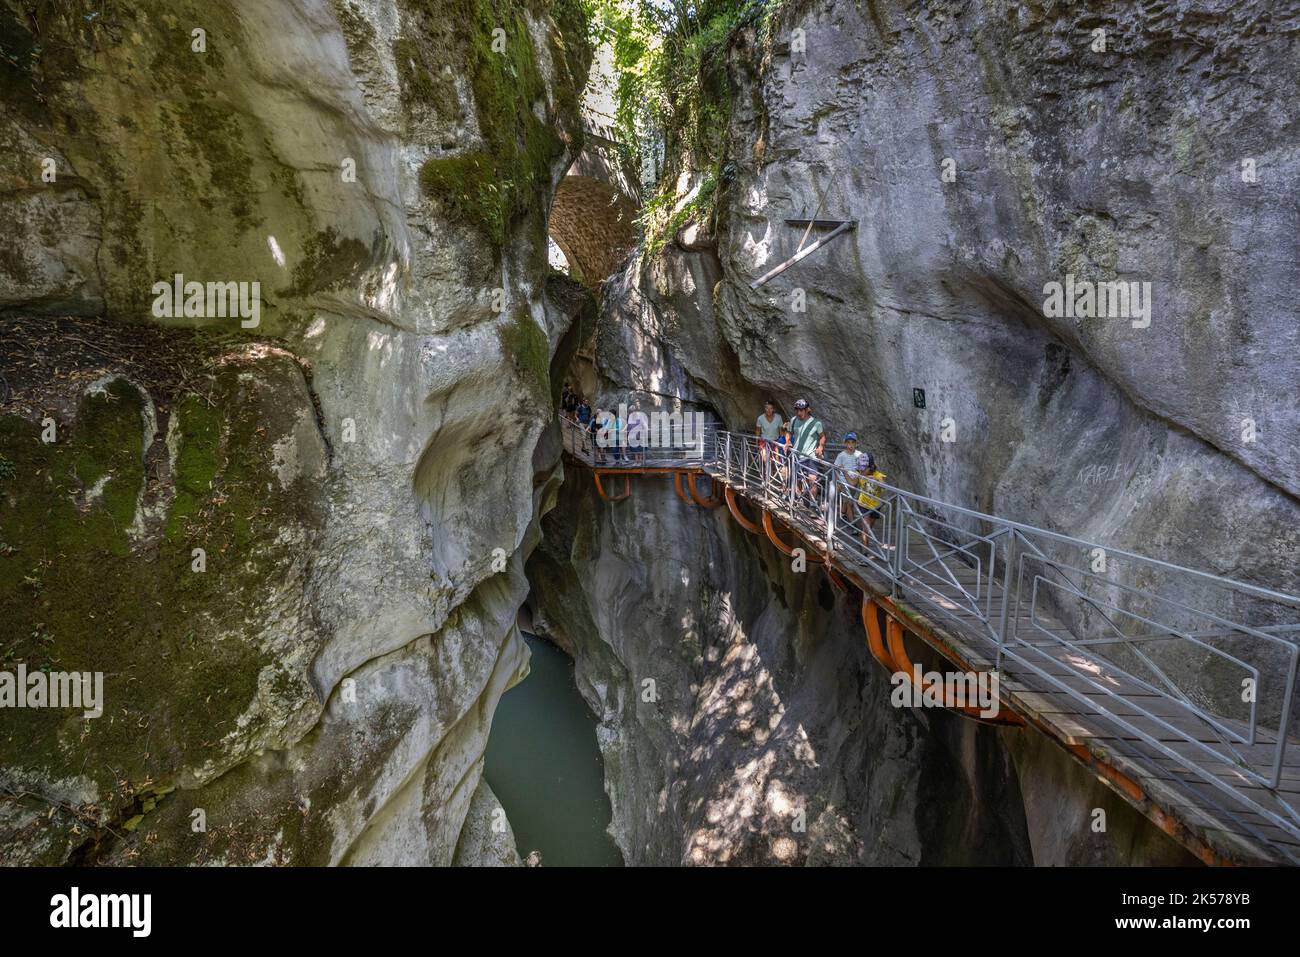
[
  {"xmin": 724, "ymin": 485, "xmax": 762, "ymax": 533},
  {"xmin": 862, "ymin": 598, "xmax": 1024, "ymax": 726},
  {"xmin": 593, "ymin": 470, "xmax": 632, "ymax": 503},
  {"xmin": 687, "ymin": 471, "xmax": 723, "ymax": 508},
  {"xmin": 761, "ymin": 508, "xmax": 823, "ymax": 565},
  {"xmin": 673, "ymin": 471, "xmax": 693, "ymax": 505}
]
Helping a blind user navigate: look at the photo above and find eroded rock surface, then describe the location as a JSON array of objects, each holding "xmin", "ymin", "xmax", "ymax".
[
  {"xmin": 0, "ymin": 0, "xmax": 590, "ymax": 865},
  {"xmin": 531, "ymin": 0, "xmax": 1293, "ymax": 865}
]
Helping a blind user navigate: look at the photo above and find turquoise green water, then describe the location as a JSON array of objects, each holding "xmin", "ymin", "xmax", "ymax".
[{"xmin": 484, "ymin": 633, "xmax": 624, "ymax": 867}]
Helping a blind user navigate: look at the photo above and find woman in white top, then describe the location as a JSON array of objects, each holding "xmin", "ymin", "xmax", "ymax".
[{"xmin": 755, "ymin": 399, "xmax": 783, "ymax": 474}]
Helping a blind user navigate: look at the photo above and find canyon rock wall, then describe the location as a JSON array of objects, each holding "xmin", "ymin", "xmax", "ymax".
[
  {"xmin": 0, "ymin": 0, "xmax": 589, "ymax": 865},
  {"xmin": 708, "ymin": 0, "xmax": 1300, "ymax": 581},
  {"xmin": 532, "ymin": 0, "xmax": 1297, "ymax": 865},
  {"xmin": 533, "ymin": 253, "xmax": 1196, "ymax": 866}
]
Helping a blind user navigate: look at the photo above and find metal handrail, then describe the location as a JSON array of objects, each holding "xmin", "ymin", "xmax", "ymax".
[
  {"xmin": 696, "ymin": 429, "xmax": 1300, "ymax": 853},
  {"xmin": 557, "ymin": 416, "xmax": 1300, "ymax": 852},
  {"xmin": 559, "ymin": 413, "xmax": 719, "ymax": 468}
]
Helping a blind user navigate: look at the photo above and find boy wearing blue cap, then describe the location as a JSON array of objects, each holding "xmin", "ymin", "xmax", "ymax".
[{"xmin": 833, "ymin": 432, "xmax": 862, "ymax": 522}]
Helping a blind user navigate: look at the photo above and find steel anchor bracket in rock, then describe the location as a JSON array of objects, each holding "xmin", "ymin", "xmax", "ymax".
[
  {"xmin": 685, "ymin": 471, "xmax": 722, "ymax": 508},
  {"xmin": 592, "ymin": 470, "xmax": 632, "ymax": 503},
  {"xmin": 593, "ymin": 468, "xmax": 721, "ymax": 507},
  {"xmin": 749, "ymin": 219, "xmax": 858, "ymax": 289}
]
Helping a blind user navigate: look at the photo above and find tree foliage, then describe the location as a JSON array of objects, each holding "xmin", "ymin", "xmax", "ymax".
[{"xmin": 582, "ymin": 1, "xmax": 770, "ymax": 181}]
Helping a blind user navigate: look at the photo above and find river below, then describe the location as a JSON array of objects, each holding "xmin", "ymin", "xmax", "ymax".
[{"xmin": 484, "ymin": 632, "xmax": 623, "ymax": 867}]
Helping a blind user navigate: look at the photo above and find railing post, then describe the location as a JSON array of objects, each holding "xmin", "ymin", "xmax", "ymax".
[
  {"xmin": 826, "ymin": 474, "xmax": 837, "ymax": 558},
  {"xmin": 890, "ymin": 498, "xmax": 905, "ymax": 594},
  {"xmin": 724, "ymin": 432, "xmax": 732, "ymax": 485},
  {"xmin": 993, "ymin": 530, "xmax": 1013, "ymax": 670},
  {"xmin": 789, "ymin": 453, "xmax": 797, "ymax": 512}
]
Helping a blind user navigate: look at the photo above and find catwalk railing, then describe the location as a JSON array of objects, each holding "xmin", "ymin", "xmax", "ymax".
[
  {"xmin": 560, "ymin": 413, "xmax": 720, "ymax": 468},
  {"xmin": 561, "ymin": 414, "xmax": 1300, "ymax": 854},
  {"xmin": 710, "ymin": 429, "xmax": 1300, "ymax": 852}
]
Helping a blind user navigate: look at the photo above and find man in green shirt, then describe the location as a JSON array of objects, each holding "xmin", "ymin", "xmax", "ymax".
[{"xmin": 789, "ymin": 398, "xmax": 826, "ymax": 504}]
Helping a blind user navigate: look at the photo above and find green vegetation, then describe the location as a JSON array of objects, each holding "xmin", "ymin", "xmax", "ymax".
[
  {"xmin": 498, "ymin": 307, "xmax": 552, "ymax": 407},
  {"xmin": 582, "ymin": 1, "xmax": 775, "ymax": 253},
  {"xmin": 419, "ymin": 152, "xmax": 509, "ymax": 248},
  {"xmin": 393, "ymin": 36, "xmax": 459, "ymax": 115},
  {"xmin": 583, "ymin": 2, "xmax": 758, "ymax": 168},
  {"xmin": 410, "ymin": 0, "xmax": 591, "ymax": 253},
  {"xmin": 0, "ymin": 359, "xmax": 321, "ymax": 825},
  {"xmin": 69, "ymin": 380, "xmax": 147, "ymax": 539},
  {"xmin": 641, "ymin": 162, "xmax": 718, "ymax": 256}
]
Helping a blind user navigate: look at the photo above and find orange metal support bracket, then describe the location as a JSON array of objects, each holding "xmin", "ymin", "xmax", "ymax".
[
  {"xmin": 673, "ymin": 471, "xmax": 693, "ymax": 505},
  {"xmin": 761, "ymin": 508, "xmax": 824, "ymax": 565},
  {"xmin": 686, "ymin": 471, "xmax": 723, "ymax": 508},
  {"xmin": 593, "ymin": 470, "xmax": 632, "ymax": 503},
  {"xmin": 724, "ymin": 485, "xmax": 762, "ymax": 533},
  {"xmin": 862, "ymin": 598, "xmax": 1024, "ymax": 726},
  {"xmin": 885, "ymin": 617, "xmax": 1024, "ymax": 725},
  {"xmin": 862, "ymin": 597, "xmax": 896, "ymax": 672}
]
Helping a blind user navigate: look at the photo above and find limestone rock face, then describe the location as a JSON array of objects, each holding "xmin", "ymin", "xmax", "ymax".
[
  {"xmin": 711, "ymin": 0, "xmax": 1300, "ymax": 592},
  {"xmin": 530, "ymin": 473, "xmax": 1033, "ymax": 865},
  {"xmin": 452, "ymin": 778, "xmax": 523, "ymax": 867},
  {"xmin": 0, "ymin": 0, "xmax": 589, "ymax": 865},
  {"xmin": 533, "ymin": 0, "xmax": 1293, "ymax": 865}
]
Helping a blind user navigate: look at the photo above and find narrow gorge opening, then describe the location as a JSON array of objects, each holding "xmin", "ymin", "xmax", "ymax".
[
  {"xmin": 506, "ymin": 1, "xmax": 1299, "ymax": 870},
  {"xmin": 483, "ymin": 613, "xmax": 623, "ymax": 867},
  {"xmin": 475, "ymin": 57, "xmax": 640, "ymax": 866}
]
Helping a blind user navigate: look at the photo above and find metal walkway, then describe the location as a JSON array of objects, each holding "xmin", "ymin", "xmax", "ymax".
[{"xmin": 559, "ymin": 417, "xmax": 1300, "ymax": 865}]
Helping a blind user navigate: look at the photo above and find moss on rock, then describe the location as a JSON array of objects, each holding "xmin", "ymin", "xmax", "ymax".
[
  {"xmin": 282, "ymin": 227, "xmax": 372, "ymax": 300},
  {"xmin": 392, "ymin": 36, "xmax": 460, "ymax": 116},
  {"xmin": 418, "ymin": 152, "xmax": 507, "ymax": 246},
  {"xmin": 0, "ymin": 355, "xmax": 325, "ymax": 829},
  {"xmin": 409, "ymin": 0, "xmax": 589, "ymax": 253},
  {"xmin": 498, "ymin": 307, "xmax": 550, "ymax": 408}
]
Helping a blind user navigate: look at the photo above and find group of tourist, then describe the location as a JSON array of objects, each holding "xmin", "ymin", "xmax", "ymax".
[
  {"xmin": 755, "ymin": 397, "xmax": 887, "ymax": 547},
  {"xmin": 559, "ymin": 382, "xmax": 650, "ymax": 465},
  {"xmin": 557, "ymin": 384, "xmax": 886, "ymax": 546}
]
